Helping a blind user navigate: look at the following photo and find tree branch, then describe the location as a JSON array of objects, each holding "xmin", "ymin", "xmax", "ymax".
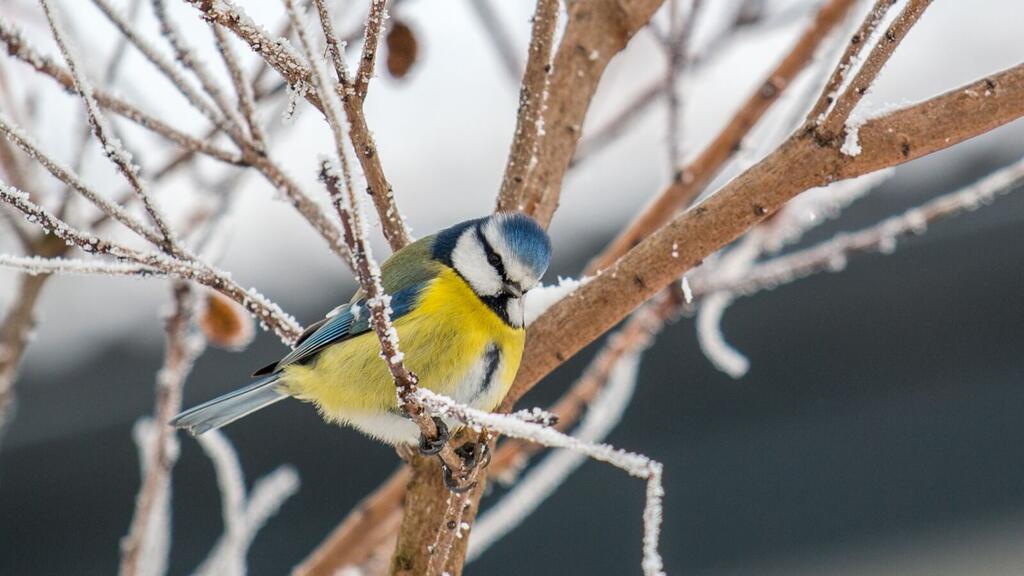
[
  {"xmin": 120, "ymin": 283, "xmax": 201, "ymax": 576},
  {"xmin": 494, "ymin": 0, "xmax": 559, "ymax": 211},
  {"xmin": 512, "ymin": 0, "xmax": 667, "ymax": 227},
  {"xmin": 813, "ymin": 0, "xmax": 934, "ymax": 141},
  {"xmin": 505, "ymin": 61, "xmax": 1024, "ymax": 410},
  {"xmin": 191, "ymin": 0, "xmax": 412, "ymax": 251},
  {"xmin": 0, "ymin": 16, "xmax": 245, "ymax": 167},
  {"xmin": 587, "ymin": 0, "xmax": 859, "ymax": 273}
]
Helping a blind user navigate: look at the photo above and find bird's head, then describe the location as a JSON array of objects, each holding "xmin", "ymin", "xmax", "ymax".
[{"xmin": 434, "ymin": 213, "xmax": 551, "ymax": 323}]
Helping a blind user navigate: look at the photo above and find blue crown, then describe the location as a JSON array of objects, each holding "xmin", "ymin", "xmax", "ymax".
[{"xmin": 494, "ymin": 212, "xmax": 551, "ymax": 279}]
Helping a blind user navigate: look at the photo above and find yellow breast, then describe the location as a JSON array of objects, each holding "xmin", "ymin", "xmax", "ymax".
[{"xmin": 282, "ymin": 268, "xmax": 525, "ymax": 422}]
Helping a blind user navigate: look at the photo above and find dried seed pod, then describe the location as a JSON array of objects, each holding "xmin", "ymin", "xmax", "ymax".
[
  {"xmin": 386, "ymin": 21, "xmax": 418, "ymax": 79},
  {"xmin": 200, "ymin": 290, "xmax": 254, "ymax": 350}
]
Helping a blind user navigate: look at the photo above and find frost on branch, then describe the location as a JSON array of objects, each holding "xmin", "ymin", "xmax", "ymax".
[
  {"xmin": 469, "ymin": 349, "xmax": 643, "ymax": 561},
  {"xmin": 414, "ymin": 388, "xmax": 666, "ymax": 576},
  {"xmin": 696, "ymin": 170, "xmax": 892, "ymax": 377},
  {"xmin": 129, "ymin": 419, "xmax": 175, "ymax": 576},
  {"xmin": 193, "ymin": 430, "xmax": 300, "ymax": 576}
]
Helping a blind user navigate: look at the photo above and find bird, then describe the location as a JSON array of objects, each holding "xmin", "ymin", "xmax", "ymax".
[{"xmin": 171, "ymin": 212, "xmax": 551, "ymax": 454}]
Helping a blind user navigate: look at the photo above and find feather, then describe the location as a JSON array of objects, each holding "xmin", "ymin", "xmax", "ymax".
[{"xmin": 170, "ymin": 375, "xmax": 286, "ymax": 435}]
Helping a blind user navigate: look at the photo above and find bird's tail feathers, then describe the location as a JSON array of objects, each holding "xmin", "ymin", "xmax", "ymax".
[{"xmin": 170, "ymin": 375, "xmax": 286, "ymax": 435}]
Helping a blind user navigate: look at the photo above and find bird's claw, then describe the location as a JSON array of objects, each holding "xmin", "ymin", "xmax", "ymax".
[
  {"xmin": 454, "ymin": 440, "xmax": 491, "ymax": 470},
  {"xmin": 418, "ymin": 416, "xmax": 449, "ymax": 456},
  {"xmin": 442, "ymin": 462, "xmax": 478, "ymax": 493}
]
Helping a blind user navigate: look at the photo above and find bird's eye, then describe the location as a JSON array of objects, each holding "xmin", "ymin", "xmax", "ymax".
[{"xmin": 487, "ymin": 253, "xmax": 501, "ymax": 267}]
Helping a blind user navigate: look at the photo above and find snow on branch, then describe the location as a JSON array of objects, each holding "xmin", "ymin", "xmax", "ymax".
[
  {"xmin": 469, "ymin": 349, "xmax": 643, "ymax": 561},
  {"xmin": 0, "ymin": 16, "xmax": 244, "ymax": 167},
  {"xmin": 415, "ymin": 388, "xmax": 667, "ymax": 576},
  {"xmin": 40, "ymin": 0, "xmax": 182, "ymax": 254},
  {"xmin": 0, "ymin": 254, "xmax": 163, "ymax": 277},
  {"xmin": 0, "ymin": 180, "xmax": 302, "ymax": 344}
]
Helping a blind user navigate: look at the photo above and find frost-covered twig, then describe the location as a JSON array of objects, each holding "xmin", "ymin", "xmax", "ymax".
[
  {"xmin": 470, "ymin": 346, "xmax": 644, "ymax": 560},
  {"xmin": 41, "ymin": 0, "xmax": 182, "ymax": 254},
  {"xmin": 696, "ymin": 156, "xmax": 1024, "ymax": 298},
  {"xmin": 0, "ymin": 254, "xmax": 162, "ymax": 277},
  {"xmin": 193, "ymin": 430, "xmax": 300, "ymax": 576},
  {"xmin": 120, "ymin": 283, "xmax": 202, "ymax": 576},
  {"xmin": 416, "ymin": 388, "xmax": 667, "ymax": 576},
  {"xmin": 0, "ymin": 16, "xmax": 244, "ymax": 167},
  {"xmin": 805, "ymin": 0, "xmax": 896, "ymax": 125},
  {"xmin": 191, "ymin": 0, "xmax": 412, "ymax": 251},
  {"xmin": 127, "ymin": 419, "xmax": 174, "ymax": 576},
  {"xmin": 148, "ymin": 0, "xmax": 249, "ymax": 141},
  {"xmin": 0, "ymin": 181, "xmax": 302, "ymax": 343},
  {"xmin": 92, "ymin": 0, "xmax": 234, "ymax": 137},
  {"xmin": 210, "ymin": 22, "xmax": 267, "ymax": 147},
  {"xmin": 353, "ymin": 0, "xmax": 386, "ymax": 101},
  {"xmin": 0, "ymin": 114, "xmax": 163, "ymax": 246},
  {"xmin": 695, "ymin": 170, "xmax": 891, "ymax": 377},
  {"xmin": 494, "ymin": 0, "xmax": 558, "ymax": 213},
  {"xmin": 587, "ymin": 0, "xmax": 859, "ymax": 274}
]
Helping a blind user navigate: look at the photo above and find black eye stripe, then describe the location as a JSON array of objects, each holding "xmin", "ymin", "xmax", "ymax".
[{"xmin": 475, "ymin": 226, "xmax": 512, "ymax": 285}]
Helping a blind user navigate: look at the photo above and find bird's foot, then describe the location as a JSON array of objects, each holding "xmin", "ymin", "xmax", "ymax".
[
  {"xmin": 441, "ymin": 462, "xmax": 478, "ymax": 494},
  {"xmin": 418, "ymin": 416, "xmax": 449, "ymax": 456},
  {"xmin": 455, "ymin": 440, "xmax": 491, "ymax": 471},
  {"xmin": 439, "ymin": 440, "xmax": 490, "ymax": 493}
]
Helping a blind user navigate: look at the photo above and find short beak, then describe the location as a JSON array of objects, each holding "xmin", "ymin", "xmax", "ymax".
[{"xmin": 505, "ymin": 284, "xmax": 523, "ymax": 298}]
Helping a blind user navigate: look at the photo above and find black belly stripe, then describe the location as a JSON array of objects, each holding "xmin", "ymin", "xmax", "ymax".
[{"xmin": 479, "ymin": 344, "xmax": 501, "ymax": 397}]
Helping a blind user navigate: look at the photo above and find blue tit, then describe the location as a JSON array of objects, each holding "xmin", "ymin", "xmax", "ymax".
[{"xmin": 171, "ymin": 212, "xmax": 551, "ymax": 446}]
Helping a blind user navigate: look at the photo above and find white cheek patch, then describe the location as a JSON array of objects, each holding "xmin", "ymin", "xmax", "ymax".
[
  {"xmin": 451, "ymin": 230, "xmax": 503, "ymax": 296},
  {"xmin": 481, "ymin": 220, "xmax": 535, "ymax": 289}
]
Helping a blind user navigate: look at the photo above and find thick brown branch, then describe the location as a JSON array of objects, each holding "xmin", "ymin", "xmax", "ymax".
[
  {"xmin": 587, "ymin": 0, "xmax": 859, "ymax": 273},
  {"xmin": 505, "ymin": 62, "xmax": 1024, "ymax": 410},
  {"xmin": 515, "ymin": 0, "xmax": 666, "ymax": 227},
  {"xmin": 495, "ymin": 0, "xmax": 559, "ymax": 211}
]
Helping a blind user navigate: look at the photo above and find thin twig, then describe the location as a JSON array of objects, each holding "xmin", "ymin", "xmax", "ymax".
[
  {"xmin": 694, "ymin": 156, "xmax": 1024, "ymax": 298},
  {"xmin": 353, "ymin": 0, "xmax": 386, "ymax": 101},
  {"xmin": 285, "ymin": 0, "xmax": 463, "ymax": 477},
  {"xmin": 149, "ymin": 0, "xmax": 249, "ymax": 141},
  {"xmin": 120, "ymin": 283, "xmax": 201, "ymax": 576},
  {"xmin": 41, "ymin": 0, "xmax": 182, "ymax": 254},
  {"xmin": 815, "ymin": 0, "xmax": 934, "ymax": 142},
  {"xmin": 210, "ymin": 22, "xmax": 268, "ymax": 148},
  {"xmin": 805, "ymin": 0, "xmax": 897, "ymax": 124},
  {"xmin": 0, "ymin": 115, "xmax": 164, "ymax": 246},
  {"xmin": 0, "ymin": 181, "xmax": 303, "ymax": 343},
  {"xmin": 0, "ymin": 17, "xmax": 243, "ymax": 166}
]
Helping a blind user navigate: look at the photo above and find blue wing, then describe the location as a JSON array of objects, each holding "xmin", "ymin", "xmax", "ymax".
[{"xmin": 251, "ymin": 281, "xmax": 427, "ymax": 376}]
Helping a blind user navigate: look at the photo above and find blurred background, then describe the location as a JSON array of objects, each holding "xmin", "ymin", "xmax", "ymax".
[{"xmin": 1, "ymin": 0, "xmax": 1022, "ymax": 574}]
